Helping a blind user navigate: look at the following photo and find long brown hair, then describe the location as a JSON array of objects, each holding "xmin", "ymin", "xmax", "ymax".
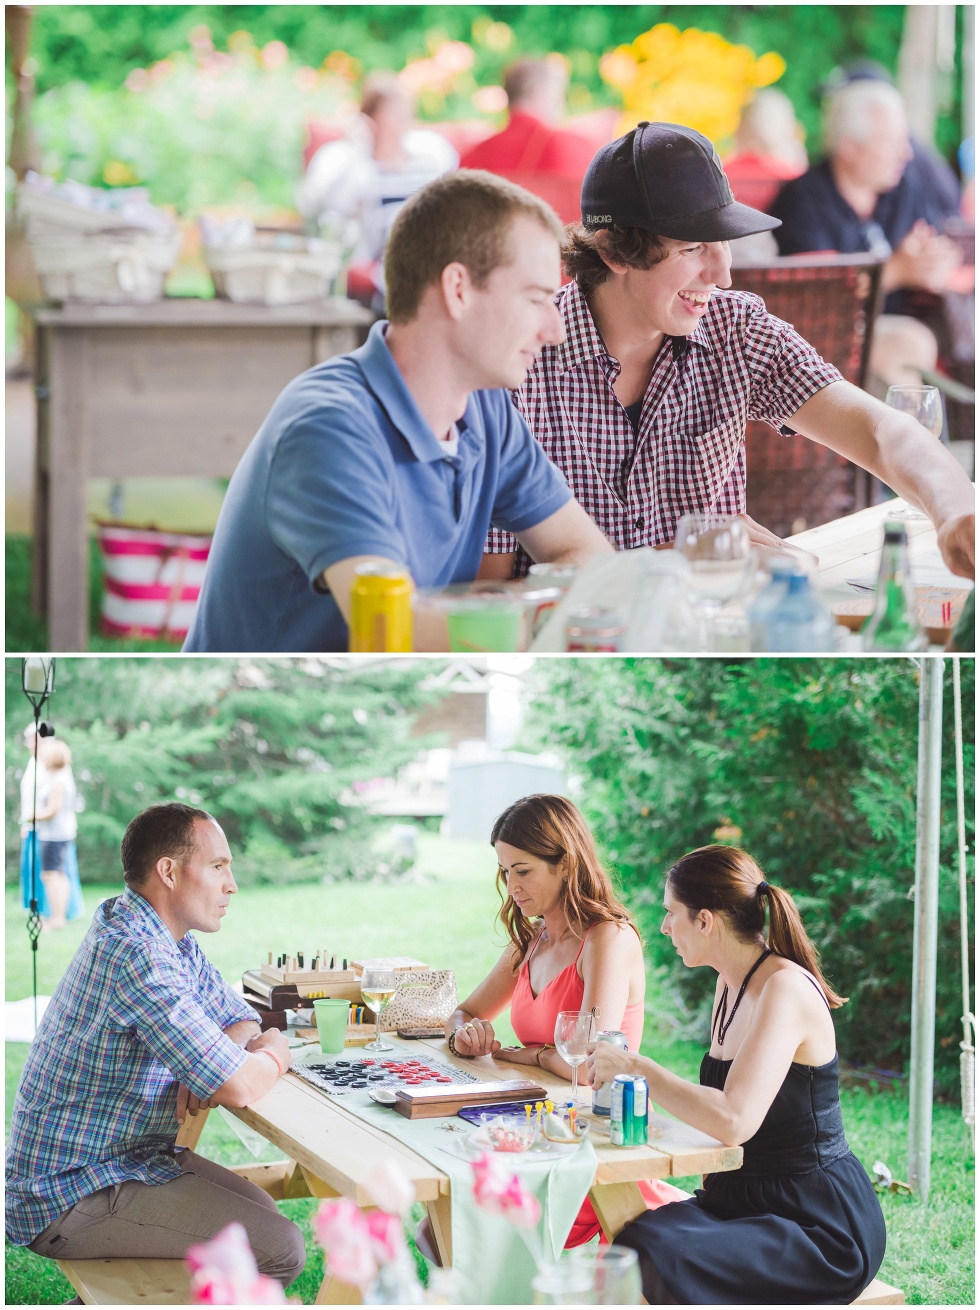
[
  {"xmin": 490, "ymin": 794, "xmax": 635, "ymax": 962},
  {"xmin": 667, "ymin": 845, "xmax": 847, "ymax": 1008}
]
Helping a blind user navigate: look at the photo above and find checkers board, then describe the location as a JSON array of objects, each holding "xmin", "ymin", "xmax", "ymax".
[{"xmin": 293, "ymin": 1052, "xmax": 481, "ymax": 1096}]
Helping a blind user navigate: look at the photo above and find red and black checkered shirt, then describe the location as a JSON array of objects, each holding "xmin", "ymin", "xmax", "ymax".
[{"xmin": 487, "ymin": 280, "xmax": 842, "ymax": 569}]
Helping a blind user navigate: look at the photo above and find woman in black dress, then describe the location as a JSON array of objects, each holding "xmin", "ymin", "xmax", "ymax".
[{"xmin": 585, "ymin": 845, "xmax": 886, "ymax": 1305}]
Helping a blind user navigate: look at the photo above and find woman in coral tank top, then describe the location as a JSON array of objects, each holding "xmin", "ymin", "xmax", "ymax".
[{"xmin": 443, "ymin": 793, "xmax": 685, "ymax": 1246}]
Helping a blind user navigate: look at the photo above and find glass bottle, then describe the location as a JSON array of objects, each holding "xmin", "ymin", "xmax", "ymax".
[{"xmin": 862, "ymin": 521, "xmax": 927, "ymax": 652}]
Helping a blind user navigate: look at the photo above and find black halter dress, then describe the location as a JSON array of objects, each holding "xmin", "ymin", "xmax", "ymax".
[{"xmin": 614, "ymin": 978, "xmax": 886, "ymax": 1304}]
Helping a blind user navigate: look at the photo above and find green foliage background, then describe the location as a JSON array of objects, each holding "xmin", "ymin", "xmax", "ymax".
[
  {"xmin": 10, "ymin": 6, "xmax": 969, "ymax": 215},
  {"xmin": 6, "ymin": 658, "xmax": 441, "ymax": 886},
  {"xmin": 525, "ymin": 658, "xmax": 975, "ymax": 1092}
]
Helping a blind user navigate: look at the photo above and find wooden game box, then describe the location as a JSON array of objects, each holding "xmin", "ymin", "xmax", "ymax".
[{"xmin": 392, "ymin": 1079, "xmax": 548, "ymax": 1120}]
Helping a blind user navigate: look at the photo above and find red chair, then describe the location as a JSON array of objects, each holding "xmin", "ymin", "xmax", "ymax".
[{"xmin": 729, "ymin": 253, "xmax": 885, "ymax": 537}]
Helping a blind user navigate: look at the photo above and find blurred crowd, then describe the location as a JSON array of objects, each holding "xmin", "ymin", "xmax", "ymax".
[{"xmin": 296, "ymin": 55, "xmax": 973, "ymax": 396}]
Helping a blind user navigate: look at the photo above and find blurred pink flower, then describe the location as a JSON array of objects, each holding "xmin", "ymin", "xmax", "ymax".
[
  {"xmin": 185, "ymin": 1223, "xmax": 286, "ymax": 1305},
  {"xmin": 294, "ymin": 66, "xmax": 319, "ymax": 93},
  {"xmin": 261, "ymin": 40, "xmax": 289, "ymax": 70},
  {"xmin": 473, "ymin": 85, "xmax": 508, "ymax": 115},
  {"xmin": 434, "ymin": 41, "xmax": 476, "ymax": 74},
  {"xmin": 149, "ymin": 59, "xmax": 174, "ymax": 84},
  {"xmin": 189, "ymin": 25, "xmax": 214, "ymax": 54},
  {"xmin": 471, "ymin": 1153, "xmax": 541, "ymax": 1229},
  {"xmin": 125, "ymin": 68, "xmax": 150, "ymax": 93},
  {"xmin": 313, "ymin": 1197, "xmax": 378, "ymax": 1290},
  {"xmin": 363, "ymin": 1158, "xmax": 416, "ymax": 1216},
  {"xmin": 365, "ymin": 1209, "xmax": 405, "ymax": 1265}
]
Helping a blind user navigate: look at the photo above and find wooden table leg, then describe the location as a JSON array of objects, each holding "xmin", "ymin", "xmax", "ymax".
[
  {"xmin": 589, "ymin": 1181, "xmax": 647, "ymax": 1243},
  {"xmin": 46, "ymin": 329, "xmax": 90, "ymax": 650},
  {"xmin": 425, "ymin": 1193, "xmax": 453, "ymax": 1266}
]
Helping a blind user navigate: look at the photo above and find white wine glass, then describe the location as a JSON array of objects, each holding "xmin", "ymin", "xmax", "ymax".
[
  {"xmin": 360, "ymin": 965, "xmax": 397, "ymax": 1053},
  {"xmin": 674, "ymin": 514, "xmax": 753, "ymax": 649},
  {"xmin": 884, "ymin": 385, "xmax": 943, "ymax": 521},
  {"xmin": 554, "ymin": 1010, "xmax": 595, "ymax": 1106}
]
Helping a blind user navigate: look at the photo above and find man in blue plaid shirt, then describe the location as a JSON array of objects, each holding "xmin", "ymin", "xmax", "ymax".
[{"xmin": 6, "ymin": 802, "xmax": 306, "ymax": 1289}]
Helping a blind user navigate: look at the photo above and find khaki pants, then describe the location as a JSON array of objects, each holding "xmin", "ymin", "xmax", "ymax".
[{"xmin": 27, "ymin": 1150, "xmax": 306, "ymax": 1288}]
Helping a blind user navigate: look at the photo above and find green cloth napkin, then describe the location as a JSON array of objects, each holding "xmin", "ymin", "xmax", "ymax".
[{"xmin": 332, "ymin": 1093, "xmax": 596, "ymax": 1304}]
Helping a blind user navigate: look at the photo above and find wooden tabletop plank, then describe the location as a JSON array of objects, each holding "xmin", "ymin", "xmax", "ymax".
[{"xmin": 229, "ymin": 1073, "xmax": 447, "ymax": 1203}]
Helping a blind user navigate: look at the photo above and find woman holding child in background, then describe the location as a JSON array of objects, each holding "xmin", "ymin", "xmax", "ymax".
[{"xmin": 590, "ymin": 846, "xmax": 886, "ymax": 1304}]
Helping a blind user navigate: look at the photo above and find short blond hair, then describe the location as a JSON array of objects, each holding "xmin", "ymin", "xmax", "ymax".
[
  {"xmin": 43, "ymin": 739, "xmax": 72, "ymax": 769},
  {"xmin": 384, "ymin": 170, "xmax": 563, "ymax": 324}
]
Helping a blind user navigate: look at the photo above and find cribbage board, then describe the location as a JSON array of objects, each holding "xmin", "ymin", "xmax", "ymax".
[{"xmin": 293, "ymin": 1052, "xmax": 481, "ymax": 1096}]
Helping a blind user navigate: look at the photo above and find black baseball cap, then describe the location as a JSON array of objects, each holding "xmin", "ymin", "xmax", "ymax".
[{"xmin": 581, "ymin": 121, "xmax": 781, "ymax": 242}]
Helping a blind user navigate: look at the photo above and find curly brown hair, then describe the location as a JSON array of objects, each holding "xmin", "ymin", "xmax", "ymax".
[
  {"xmin": 562, "ymin": 222, "xmax": 669, "ymax": 296},
  {"xmin": 490, "ymin": 794, "xmax": 636, "ymax": 963}
]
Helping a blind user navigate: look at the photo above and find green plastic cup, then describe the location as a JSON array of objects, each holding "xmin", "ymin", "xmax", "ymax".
[
  {"xmin": 313, "ymin": 998, "xmax": 351, "ymax": 1054},
  {"xmin": 446, "ymin": 601, "xmax": 524, "ymax": 652}
]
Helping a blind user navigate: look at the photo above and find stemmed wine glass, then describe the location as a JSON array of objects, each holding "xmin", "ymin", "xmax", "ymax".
[
  {"xmin": 674, "ymin": 514, "xmax": 753, "ymax": 650},
  {"xmin": 360, "ymin": 965, "xmax": 397, "ymax": 1053},
  {"xmin": 884, "ymin": 385, "xmax": 943, "ymax": 520},
  {"xmin": 554, "ymin": 1010, "xmax": 595, "ymax": 1106}
]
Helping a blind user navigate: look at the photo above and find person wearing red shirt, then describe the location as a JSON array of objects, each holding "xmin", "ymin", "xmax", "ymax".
[{"xmin": 460, "ymin": 60, "xmax": 595, "ymax": 221}]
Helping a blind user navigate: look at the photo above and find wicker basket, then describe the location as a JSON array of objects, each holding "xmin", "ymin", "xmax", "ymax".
[
  {"xmin": 19, "ymin": 184, "xmax": 181, "ymax": 303},
  {"xmin": 205, "ymin": 238, "xmax": 342, "ymax": 305}
]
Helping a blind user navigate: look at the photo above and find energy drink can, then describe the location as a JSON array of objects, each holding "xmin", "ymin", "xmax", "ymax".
[
  {"xmin": 349, "ymin": 564, "xmax": 413, "ymax": 652},
  {"xmin": 591, "ymin": 1030, "xmax": 628, "ymax": 1117},
  {"xmin": 610, "ymin": 1074, "xmax": 649, "ymax": 1146}
]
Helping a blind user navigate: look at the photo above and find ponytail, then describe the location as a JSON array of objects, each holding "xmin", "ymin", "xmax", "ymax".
[
  {"xmin": 761, "ymin": 883, "xmax": 847, "ymax": 1009},
  {"xmin": 668, "ymin": 845, "xmax": 847, "ymax": 1009}
]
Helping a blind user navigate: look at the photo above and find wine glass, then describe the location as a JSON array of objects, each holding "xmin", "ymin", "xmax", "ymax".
[
  {"xmin": 360, "ymin": 965, "xmax": 397, "ymax": 1053},
  {"xmin": 884, "ymin": 386, "xmax": 943, "ymax": 521},
  {"xmin": 554, "ymin": 1010, "xmax": 595, "ymax": 1106},
  {"xmin": 592, "ymin": 1248, "xmax": 643, "ymax": 1305},
  {"xmin": 674, "ymin": 514, "xmax": 753, "ymax": 650}
]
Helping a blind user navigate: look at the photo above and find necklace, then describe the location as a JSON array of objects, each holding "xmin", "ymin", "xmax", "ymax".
[{"xmin": 712, "ymin": 947, "xmax": 772, "ymax": 1047}]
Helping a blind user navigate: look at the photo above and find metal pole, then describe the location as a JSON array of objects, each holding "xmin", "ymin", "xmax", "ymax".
[{"xmin": 908, "ymin": 658, "xmax": 944, "ymax": 1202}]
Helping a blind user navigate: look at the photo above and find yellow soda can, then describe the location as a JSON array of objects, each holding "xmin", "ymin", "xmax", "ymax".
[{"xmin": 349, "ymin": 564, "xmax": 413, "ymax": 652}]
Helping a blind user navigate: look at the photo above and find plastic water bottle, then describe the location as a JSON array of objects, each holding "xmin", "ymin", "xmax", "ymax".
[
  {"xmin": 747, "ymin": 555, "xmax": 797, "ymax": 649},
  {"xmin": 764, "ymin": 572, "xmax": 836, "ymax": 651}
]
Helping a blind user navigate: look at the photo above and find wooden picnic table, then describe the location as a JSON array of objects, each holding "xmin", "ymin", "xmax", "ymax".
[
  {"xmin": 788, "ymin": 494, "xmax": 974, "ymax": 647},
  {"xmin": 229, "ymin": 1034, "xmax": 742, "ymax": 1305},
  {"xmin": 29, "ymin": 296, "xmax": 373, "ymax": 652}
]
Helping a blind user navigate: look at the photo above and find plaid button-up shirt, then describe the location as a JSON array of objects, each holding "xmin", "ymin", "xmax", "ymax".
[
  {"xmin": 5, "ymin": 887, "xmax": 258, "ymax": 1246},
  {"xmin": 487, "ymin": 280, "xmax": 842, "ymax": 569}
]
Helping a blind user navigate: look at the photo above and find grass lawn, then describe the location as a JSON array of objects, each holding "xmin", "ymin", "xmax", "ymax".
[{"xmin": 5, "ymin": 835, "xmax": 975, "ymax": 1304}]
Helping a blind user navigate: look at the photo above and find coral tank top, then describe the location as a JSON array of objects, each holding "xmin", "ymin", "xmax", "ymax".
[{"xmin": 510, "ymin": 923, "xmax": 645, "ymax": 1052}]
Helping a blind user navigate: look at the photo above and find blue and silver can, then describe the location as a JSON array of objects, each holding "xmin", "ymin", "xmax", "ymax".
[
  {"xmin": 610, "ymin": 1074, "xmax": 650, "ymax": 1146},
  {"xmin": 609, "ymin": 1073, "xmax": 633, "ymax": 1146},
  {"xmin": 591, "ymin": 1030, "xmax": 628, "ymax": 1117}
]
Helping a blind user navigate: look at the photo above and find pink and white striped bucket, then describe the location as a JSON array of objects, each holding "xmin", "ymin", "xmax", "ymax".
[{"xmin": 96, "ymin": 522, "xmax": 211, "ymax": 641}]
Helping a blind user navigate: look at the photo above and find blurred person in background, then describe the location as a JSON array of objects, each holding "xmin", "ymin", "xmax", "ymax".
[
  {"xmin": 724, "ymin": 88, "xmax": 808, "ymax": 215},
  {"xmin": 770, "ymin": 79, "xmax": 963, "ymax": 389},
  {"xmin": 460, "ymin": 58, "xmax": 595, "ymax": 188},
  {"xmin": 19, "ymin": 729, "xmax": 84, "ymax": 931},
  {"xmin": 297, "ymin": 71, "xmax": 457, "ymax": 308}
]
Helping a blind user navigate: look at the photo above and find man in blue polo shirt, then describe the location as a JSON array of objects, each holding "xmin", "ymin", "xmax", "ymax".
[{"xmin": 184, "ymin": 171, "xmax": 612, "ymax": 652}]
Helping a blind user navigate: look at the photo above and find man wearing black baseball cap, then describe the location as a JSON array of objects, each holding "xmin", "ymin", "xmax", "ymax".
[{"xmin": 482, "ymin": 121, "xmax": 974, "ymax": 583}]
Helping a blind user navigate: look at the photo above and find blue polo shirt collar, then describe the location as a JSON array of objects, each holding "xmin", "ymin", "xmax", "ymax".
[{"xmin": 354, "ymin": 321, "xmax": 471, "ymax": 462}]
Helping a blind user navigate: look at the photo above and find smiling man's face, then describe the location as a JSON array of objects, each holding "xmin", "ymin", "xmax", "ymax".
[{"xmin": 608, "ymin": 235, "xmax": 734, "ymax": 337}]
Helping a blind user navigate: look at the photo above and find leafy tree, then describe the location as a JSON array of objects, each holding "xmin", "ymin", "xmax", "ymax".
[
  {"xmin": 526, "ymin": 658, "xmax": 975, "ymax": 1091},
  {"xmin": 5, "ymin": 657, "xmax": 442, "ymax": 886}
]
